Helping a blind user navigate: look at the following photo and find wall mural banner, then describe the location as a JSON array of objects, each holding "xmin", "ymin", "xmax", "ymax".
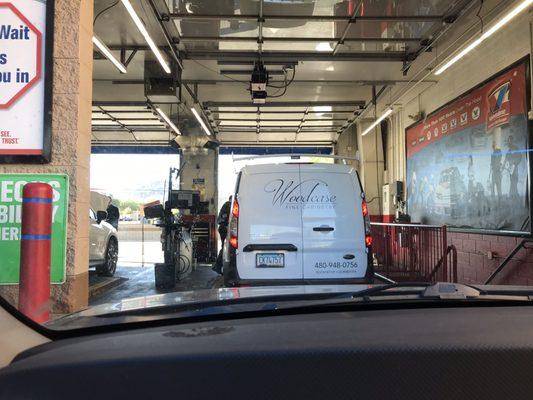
[{"xmin": 406, "ymin": 61, "xmax": 530, "ymax": 233}]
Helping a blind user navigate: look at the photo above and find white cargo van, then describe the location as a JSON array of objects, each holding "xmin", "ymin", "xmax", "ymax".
[{"xmin": 223, "ymin": 162, "xmax": 373, "ymax": 286}]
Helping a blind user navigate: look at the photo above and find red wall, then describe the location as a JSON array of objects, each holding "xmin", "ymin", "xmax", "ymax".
[{"xmin": 449, "ymin": 232, "xmax": 533, "ymax": 285}]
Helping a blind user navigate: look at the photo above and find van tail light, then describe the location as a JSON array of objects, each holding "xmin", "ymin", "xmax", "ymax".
[
  {"xmin": 229, "ymin": 198, "xmax": 239, "ymax": 249},
  {"xmin": 361, "ymin": 199, "xmax": 372, "ymax": 248},
  {"xmin": 232, "ymin": 198, "xmax": 239, "ymax": 218},
  {"xmin": 362, "ymin": 199, "xmax": 368, "ymax": 218}
]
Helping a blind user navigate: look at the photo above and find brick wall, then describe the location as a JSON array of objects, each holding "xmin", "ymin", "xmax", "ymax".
[{"xmin": 450, "ymin": 232, "xmax": 533, "ymax": 285}]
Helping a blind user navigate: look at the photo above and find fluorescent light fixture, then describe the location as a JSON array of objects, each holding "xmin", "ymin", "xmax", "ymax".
[
  {"xmin": 156, "ymin": 107, "xmax": 181, "ymax": 135},
  {"xmin": 191, "ymin": 107, "xmax": 211, "ymax": 136},
  {"xmin": 121, "ymin": 0, "xmax": 171, "ymax": 74},
  {"xmin": 313, "ymin": 106, "xmax": 333, "ymax": 113},
  {"xmin": 435, "ymin": 0, "xmax": 532, "ymax": 75},
  {"xmin": 361, "ymin": 108, "xmax": 393, "ymax": 136},
  {"xmin": 92, "ymin": 36, "xmax": 127, "ymax": 73},
  {"xmin": 315, "ymin": 42, "xmax": 334, "ymax": 52}
]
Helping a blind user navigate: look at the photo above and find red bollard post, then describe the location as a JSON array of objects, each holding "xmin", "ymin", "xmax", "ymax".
[{"xmin": 18, "ymin": 183, "xmax": 53, "ymax": 323}]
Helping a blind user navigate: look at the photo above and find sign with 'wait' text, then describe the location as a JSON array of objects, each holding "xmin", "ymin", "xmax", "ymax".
[
  {"xmin": 0, "ymin": 1, "xmax": 52, "ymax": 162},
  {"xmin": 0, "ymin": 174, "xmax": 68, "ymax": 284}
]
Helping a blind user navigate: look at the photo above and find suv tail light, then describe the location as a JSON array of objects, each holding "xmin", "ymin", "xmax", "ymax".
[
  {"xmin": 229, "ymin": 197, "xmax": 239, "ymax": 249},
  {"xmin": 361, "ymin": 198, "xmax": 372, "ymax": 248}
]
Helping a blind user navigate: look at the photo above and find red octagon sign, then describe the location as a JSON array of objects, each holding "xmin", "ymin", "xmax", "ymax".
[{"xmin": 0, "ymin": 3, "xmax": 42, "ymax": 109}]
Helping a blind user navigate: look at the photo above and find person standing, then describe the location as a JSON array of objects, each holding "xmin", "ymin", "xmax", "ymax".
[
  {"xmin": 106, "ymin": 198, "xmax": 120, "ymax": 230},
  {"xmin": 504, "ymin": 135, "xmax": 521, "ymax": 200},
  {"xmin": 490, "ymin": 142, "xmax": 503, "ymax": 203},
  {"xmin": 213, "ymin": 196, "xmax": 232, "ymax": 274}
]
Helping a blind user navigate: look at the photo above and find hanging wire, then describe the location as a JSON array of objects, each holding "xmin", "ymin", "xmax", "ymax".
[
  {"xmin": 93, "ymin": 0, "xmax": 120, "ymax": 25},
  {"xmin": 189, "ymin": 59, "xmax": 251, "ymax": 86},
  {"xmin": 267, "ymin": 67, "xmax": 296, "ymax": 98},
  {"xmin": 476, "ymin": 0, "xmax": 485, "ymax": 33}
]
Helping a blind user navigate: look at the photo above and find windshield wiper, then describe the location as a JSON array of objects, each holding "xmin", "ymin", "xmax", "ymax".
[
  {"xmin": 347, "ymin": 282, "xmax": 434, "ymax": 300},
  {"xmin": 301, "ymin": 282, "xmax": 533, "ymax": 310},
  {"xmin": 350, "ymin": 282, "xmax": 483, "ymax": 301}
]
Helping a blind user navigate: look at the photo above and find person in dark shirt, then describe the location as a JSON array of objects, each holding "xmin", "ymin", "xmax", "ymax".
[
  {"xmin": 213, "ymin": 196, "xmax": 232, "ymax": 274},
  {"xmin": 504, "ymin": 135, "xmax": 521, "ymax": 199},
  {"xmin": 106, "ymin": 200, "xmax": 120, "ymax": 230},
  {"xmin": 490, "ymin": 142, "xmax": 503, "ymax": 202}
]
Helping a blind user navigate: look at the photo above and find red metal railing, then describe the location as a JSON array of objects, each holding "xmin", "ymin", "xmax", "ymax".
[{"xmin": 370, "ymin": 222, "xmax": 457, "ymax": 283}]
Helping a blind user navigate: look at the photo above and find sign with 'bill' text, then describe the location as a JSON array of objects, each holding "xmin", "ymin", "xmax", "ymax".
[
  {"xmin": 0, "ymin": 0, "xmax": 53, "ymax": 162},
  {"xmin": 0, "ymin": 174, "xmax": 68, "ymax": 284}
]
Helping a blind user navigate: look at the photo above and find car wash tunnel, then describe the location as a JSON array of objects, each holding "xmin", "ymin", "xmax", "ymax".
[{"xmin": 0, "ymin": 0, "xmax": 532, "ymax": 317}]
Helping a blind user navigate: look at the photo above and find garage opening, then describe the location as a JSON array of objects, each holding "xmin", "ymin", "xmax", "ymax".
[
  {"xmin": 84, "ymin": 0, "xmax": 533, "ymax": 307},
  {"xmin": 3, "ymin": 0, "xmax": 532, "ymax": 322}
]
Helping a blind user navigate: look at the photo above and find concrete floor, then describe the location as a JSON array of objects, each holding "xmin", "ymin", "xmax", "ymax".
[
  {"xmin": 88, "ymin": 239, "xmax": 221, "ymax": 306},
  {"xmin": 90, "ymin": 263, "xmax": 222, "ymax": 306}
]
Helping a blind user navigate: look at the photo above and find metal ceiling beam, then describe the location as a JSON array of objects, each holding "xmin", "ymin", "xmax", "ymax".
[
  {"xmin": 208, "ymin": 110, "xmax": 355, "ymax": 115},
  {"xmin": 92, "ymin": 127, "xmax": 169, "ymax": 132},
  {"xmin": 147, "ymin": 0, "xmax": 183, "ymax": 69},
  {"xmin": 217, "ymin": 61, "xmax": 298, "ymax": 66},
  {"xmin": 182, "ymin": 83, "xmax": 218, "ymax": 136},
  {"xmin": 93, "ymin": 101, "xmax": 151, "ymax": 107},
  {"xmin": 91, "ymin": 141, "xmax": 178, "ymax": 146},
  {"xmin": 217, "ymin": 118, "xmax": 348, "ymax": 122},
  {"xmin": 337, "ymin": 84, "xmax": 389, "ymax": 134},
  {"xmin": 92, "ymin": 139, "xmax": 332, "ymax": 147},
  {"xmin": 220, "ymin": 69, "xmax": 286, "ymax": 76},
  {"xmin": 96, "ymin": 106, "xmax": 139, "ymax": 142},
  {"xmin": 219, "ymin": 125, "xmax": 342, "ymax": 129},
  {"xmin": 183, "ymin": 50, "xmax": 411, "ymax": 62},
  {"xmin": 92, "ymin": 109, "xmax": 153, "ymax": 114},
  {"xmin": 205, "ymin": 100, "xmax": 365, "ymax": 108},
  {"xmin": 104, "ymin": 47, "xmax": 411, "ymax": 62},
  {"xmin": 400, "ymin": 0, "xmax": 476, "ymax": 75},
  {"xmin": 92, "ymin": 117, "xmax": 159, "ymax": 121},
  {"xmin": 169, "ymin": 13, "xmax": 444, "ymax": 22},
  {"xmin": 95, "ymin": 79, "xmax": 437, "ymax": 86},
  {"xmin": 218, "ymin": 125, "xmax": 341, "ymax": 130},
  {"xmin": 296, "ymin": 106, "xmax": 310, "ymax": 138},
  {"xmin": 217, "ymin": 130, "xmax": 336, "ymax": 134},
  {"xmin": 258, "ymin": 0, "xmax": 264, "ymax": 54},
  {"xmin": 333, "ymin": 0, "xmax": 363, "ymax": 55},
  {"xmin": 178, "ymin": 36, "xmax": 421, "ymax": 43}
]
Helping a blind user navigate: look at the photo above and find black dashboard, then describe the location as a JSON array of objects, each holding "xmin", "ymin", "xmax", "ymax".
[{"xmin": 2, "ymin": 305, "xmax": 533, "ymax": 399}]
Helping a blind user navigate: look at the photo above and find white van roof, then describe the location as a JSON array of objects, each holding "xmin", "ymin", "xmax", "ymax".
[{"xmin": 240, "ymin": 163, "xmax": 358, "ymax": 176}]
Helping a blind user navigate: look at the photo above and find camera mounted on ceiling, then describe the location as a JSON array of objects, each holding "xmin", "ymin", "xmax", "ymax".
[{"xmin": 250, "ymin": 61, "xmax": 269, "ymax": 104}]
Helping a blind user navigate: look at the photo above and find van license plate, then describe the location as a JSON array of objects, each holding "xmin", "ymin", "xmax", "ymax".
[{"xmin": 256, "ymin": 253, "xmax": 284, "ymax": 268}]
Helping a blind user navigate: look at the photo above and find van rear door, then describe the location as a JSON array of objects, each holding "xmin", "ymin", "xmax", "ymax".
[
  {"xmin": 236, "ymin": 165, "xmax": 304, "ymax": 280},
  {"xmin": 299, "ymin": 166, "xmax": 368, "ymax": 280}
]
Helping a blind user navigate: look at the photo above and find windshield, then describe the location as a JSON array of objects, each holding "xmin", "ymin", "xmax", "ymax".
[{"xmin": 0, "ymin": 0, "xmax": 532, "ymax": 332}]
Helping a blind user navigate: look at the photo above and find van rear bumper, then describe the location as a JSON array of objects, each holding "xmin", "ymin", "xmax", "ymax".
[{"xmin": 224, "ymin": 248, "xmax": 375, "ymax": 287}]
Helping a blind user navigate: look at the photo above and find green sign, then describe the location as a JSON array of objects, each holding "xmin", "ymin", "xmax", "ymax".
[{"xmin": 0, "ymin": 174, "xmax": 68, "ymax": 284}]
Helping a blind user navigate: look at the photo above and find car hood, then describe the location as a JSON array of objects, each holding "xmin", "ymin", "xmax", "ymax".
[
  {"xmin": 47, "ymin": 283, "xmax": 533, "ymax": 330},
  {"xmin": 47, "ymin": 284, "xmax": 370, "ymax": 329}
]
